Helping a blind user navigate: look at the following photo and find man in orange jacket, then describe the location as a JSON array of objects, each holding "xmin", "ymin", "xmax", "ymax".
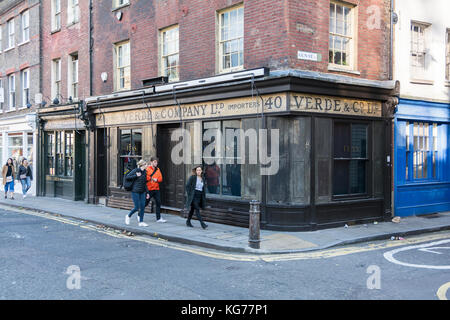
[{"xmin": 146, "ymin": 157, "xmax": 166, "ymax": 223}]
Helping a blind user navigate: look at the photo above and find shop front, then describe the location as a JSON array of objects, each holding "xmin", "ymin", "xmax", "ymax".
[
  {"xmin": 0, "ymin": 113, "xmax": 37, "ymax": 196},
  {"xmin": 87, "ymin": 70, "xmax": 398, "ymax": 230},
  {"xmin": 36, "ymin": 104, "xmax": 87, "ymax": 201}
]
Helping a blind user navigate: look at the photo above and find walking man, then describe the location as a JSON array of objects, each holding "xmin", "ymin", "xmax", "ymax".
[{"xmin": 146, "ymin": 157, "xmax": 166, "ymax": 223}]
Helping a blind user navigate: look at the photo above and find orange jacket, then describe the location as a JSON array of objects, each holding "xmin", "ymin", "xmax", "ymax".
[{"xmin": 146, "ymin": 166, "xmax": 163, "ymax": 191}]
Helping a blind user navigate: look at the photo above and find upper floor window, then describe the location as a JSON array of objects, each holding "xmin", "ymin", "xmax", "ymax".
[
  {"xmin": 68, "ymin": 0, "xmax": 80, "ymax": 25},
  {"xmin": 410, "ymin": 22, "xmax": 430, "ymax": 80},
  {"xmin": 21, "ymin": 69, "xmax": 30, "ymax": 108},
  {"xmin": 115, "ymin": 41, "xmax": 130, "ymax": 91},
  {"xmin": 0, "ymin": 79, "xmax": 4, "ymax": 112},
  {"xmin": 161, "ymin": 25, "xmax": 179, "ymax": 82},
  {"xmin": 114, "ymin": 0, "xmax": 129, "ymax": 9},
  {"xmin": 21, "ymin": 10, "xmax": 29, "ymax": 43},
  {"xmin": 7, "ymin": 19, "xmax": 15, "ymax": 49},
  {"xmin": 68, "ymin": 53, "xmax": 78, "ymax": 100},
  {"xmin": 329, "ymin": 1, "xmax": 355, "ymax": 69},
  {"xmin": 52, "ymin": 58, "xmax": 61, "ymax": 100},
  {"xmin": 446, "ymin": 29, "xmax": 450, "ymax": 81},
  {"xmin": 8, "ymin": 74, "xmax": 15, "ymax": 110},
  {"xmin": 0, "ymin": 25, "xmax": 3, "ymax": 51},
  {"xmin": 52, "ymin": 0, "xmax": 61, "ymax": 31},
  {"xmin": 218, "ymin": 5, "xmax": 244, "ymax": 73}
]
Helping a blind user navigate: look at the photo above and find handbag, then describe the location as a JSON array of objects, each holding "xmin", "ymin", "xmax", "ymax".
[
  {"xmin": 6, "ymin": 176, "xmax": 13, "ymax": 183},
  {"xmin": 20, "ymin": 174, "xmax": 27, "ymax": 180}
]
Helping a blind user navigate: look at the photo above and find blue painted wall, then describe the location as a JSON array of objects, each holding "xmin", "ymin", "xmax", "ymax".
[{"xmin": 394, "ymin": 98, "xmax": 450, "ymax": 216}]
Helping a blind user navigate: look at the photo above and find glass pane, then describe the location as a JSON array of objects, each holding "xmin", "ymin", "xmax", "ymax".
[
  {"xmin": 349, "ymin": 160, "xmax": 366, "ymax": 194},
  {"xmin": 333, "ymin": 122, "xmax": 350, "ymax": 158},
  {"xmin": 329, "ymin": 3, "xmax": 335, "ymax": 33},
  {"xmin": 333, "ymin": 160, "xmax": 349, "ymax": 195},
  {"xmin": 351, "ymin": 124, "xmax": 367, "ymax": 158}
]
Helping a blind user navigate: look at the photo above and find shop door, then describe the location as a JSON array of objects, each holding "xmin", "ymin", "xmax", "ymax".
[
  {"xmin": 96, "ymin": 128, "xmax": 108, "ymax": 197},
  {"xmin": 157, "ymin": 124, "xmax": 185, "ymax": 209},
  {"xmin": 75, "ymin": 131, "xmax": 86, "ymax": 200}
]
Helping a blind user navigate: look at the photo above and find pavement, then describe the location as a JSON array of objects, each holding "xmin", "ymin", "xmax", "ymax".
[{"xmin": 1, "ymin": 194, "xmax": 450, "ymax": 254}]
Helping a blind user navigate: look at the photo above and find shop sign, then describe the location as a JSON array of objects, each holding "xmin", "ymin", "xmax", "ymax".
[
  {"xmin": 98, "ymin": 94, "xmax": 287, "ymax": 126},
  {"xmin": 290, "ymin": 93, "xmax": 382, "ymax": 117}
]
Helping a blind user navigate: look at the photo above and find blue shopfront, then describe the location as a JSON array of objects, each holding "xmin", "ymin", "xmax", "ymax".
[{"xmin": 394, "ymin": 98, "xmax": 450, "ymax": 216}]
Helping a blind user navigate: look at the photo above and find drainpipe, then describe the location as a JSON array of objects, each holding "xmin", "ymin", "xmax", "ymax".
[
  {"xmin": 389, "ymin": 0, "xmax": 394, "ymax": 80},
  {"xmin": 86, "ymin": 0, "xmax": 93, "ymax": 203}
]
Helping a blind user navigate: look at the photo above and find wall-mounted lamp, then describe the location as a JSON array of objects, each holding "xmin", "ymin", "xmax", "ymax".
[{"xmin": 101, "ymin": 72, "xmax": 108, "ymax": 83}]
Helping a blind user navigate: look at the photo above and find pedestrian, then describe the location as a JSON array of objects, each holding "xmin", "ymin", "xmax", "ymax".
[
  {"xmin": 185, "ymin": 165, "xmax": 208, "ymax": 229},
  {"xmin": 124, "ymin": 160, "xmax": 150, "ymax": 227},
  {"xmin": 18, "ymin": 158, "xmax": 33, "ymax": 199},
  {"xmin": 146, "ymin": 156, "xmax": 166, "ymax": 223},
  {"xmin": 2, "ymin": 158, "xmax": 16, "ymax": 200}
]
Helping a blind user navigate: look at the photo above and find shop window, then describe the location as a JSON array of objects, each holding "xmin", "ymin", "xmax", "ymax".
[
  {"xmin": 65, "ymin": 132, "xmax": 74, "ymax": 176},
  {"xmin": 47, "ymin": 132, "xmax": 55, "ymax": 175},
  {"xmin": 27, "ymin": 132, "xmax": 33, "ymax": 164},
  {"xmin": 333, "ymin": 122, "xmax": 368, "ymax": 196},
  {"xmin": 119, "ymin": 128, "xmax": 142, "ymax": 187},
  {"xmin": 8, "ymin": 133, "xmax": 23, "ymax": 171},
  {"xmin": 405, "ymin": 122, "xmax": 439, "ymax": 181},
  {"xmin": 56, "ymin": 131, "xmax": 64, "ymax": 175},
  {"xmin": 203, "ymin": 120, "xmax": 241, "ymax": 197},
  {"xmin": 218, "ymin": 5, "xmax": 244, "ymax": 73}
]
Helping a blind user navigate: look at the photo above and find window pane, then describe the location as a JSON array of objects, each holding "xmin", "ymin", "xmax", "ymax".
[
  {"xmin": 351, "ymin": 124, "xmax": 367, "ymax": 158},
  {"xmin": 333, "ymin": 160, "xmax": 349, "ymax": 195}
]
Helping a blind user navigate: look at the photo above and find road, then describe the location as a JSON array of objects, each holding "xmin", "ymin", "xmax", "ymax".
[{"xmin": 1, "ymin": 207, "xmax": 449, "ymax": 301}]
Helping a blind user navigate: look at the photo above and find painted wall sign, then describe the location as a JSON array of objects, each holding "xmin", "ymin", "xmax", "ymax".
[
  {"xmin": 290, "ymin": 93, "xmax": 382, "ymax": 117},
  {"xmin": 97, "ymin": 94, "xmax": 287, "ymax": 126}
]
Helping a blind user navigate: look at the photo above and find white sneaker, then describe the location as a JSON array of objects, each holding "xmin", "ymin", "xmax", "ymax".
[
  {"xmin": 157, "ymin": 218, "xmax": 167, "ymax": 223},
  {"xmin": 137, "ymin": 215, "xmax": 140, "ymax": 223},
  {"xmin": 125, "ymin": 215, "xmax": 130, "ymax": 225},
  {"xmin": 23, "ymin": 195, "xmax": 26, "ymax": 199},
  {"xmin": 139, "ymin": 222, "xmax": 148, "ymax": 227}
]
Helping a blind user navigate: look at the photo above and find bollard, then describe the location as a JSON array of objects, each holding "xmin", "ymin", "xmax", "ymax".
[{"xmin": 248, "ymin": 200, "xmax": 261, "ymax": 249}]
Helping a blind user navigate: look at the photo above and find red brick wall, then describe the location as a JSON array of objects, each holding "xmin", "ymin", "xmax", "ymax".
[
  {"xmin": 91, "ymin": 0, "xmax": 391, "ymax": 96},
  {"xmin": 41, "ymin": 0, "xmax": 90, "ymax": 103}
]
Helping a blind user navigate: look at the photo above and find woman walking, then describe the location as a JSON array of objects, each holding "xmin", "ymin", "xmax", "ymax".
[
  {"xmin": 185, "ymin": 166, "xmax": 208, "ymax": 229},
  {"xmin": 18, "ymin": 158, "xmax": 33, "ymax": 199},
  {"xmin": 124, "ymin": 160, "xmax": 150, "ymax": 227},
  {"xmin": 2, "ymin": 158, "xmax": 16, "ymax": 199}
]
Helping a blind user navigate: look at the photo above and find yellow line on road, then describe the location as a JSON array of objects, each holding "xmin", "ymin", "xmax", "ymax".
[
  {"xmin": 2, "ymin": 204, "xmax": 450, "ymax": 262},
  {"xmin": 437, "ymin": 282, "xmax": 450, "ymax": 300}
]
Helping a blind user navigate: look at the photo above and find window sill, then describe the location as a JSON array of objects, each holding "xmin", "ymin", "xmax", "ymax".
[
  {"xmin": 5, "ymin": 108, "xmax": 16, "ymax": 113},
  {"xmin": 18, "ymin": 40, "xmax": 30, "ymax": 47},
  {"xmin": 4, "ymin": 47, "xmax": 15, "ymax": 53},
  {"xmin": 112, "ymin": 3, "xmax": 130, "ymax": 12},
  {"xmin": 67, "ymin": 21, "xmax": 80, "ymax": 28},
  {"xmin": 328, "ymin": 65, "xmax": 360, "ymax": 75},
  {"xmin": 51, "ymin": 28, "xmax": 61, "ymax": 35},
  {"xmin": 410, "ymin": 79, "xmax": 434, "ymax": 85}
]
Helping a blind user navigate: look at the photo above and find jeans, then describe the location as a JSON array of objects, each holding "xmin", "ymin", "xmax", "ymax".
[
  {"xmin": 128, "ymin": 192, "xmax": 146, "ymax": 222},
  {"xmin": 188, "ymin": 190, "xmax": 205, "ymax": 225},
  {"xmin": 4, "ymin": 180, "xmax": 14, "ymax": 193},
  {"xmin": 20, "ymin": 177, "xmax": 32, "ymax": 195},
  {"xmin": 147, "ymin": 190, "xmax": 161, "ymax": 220}
]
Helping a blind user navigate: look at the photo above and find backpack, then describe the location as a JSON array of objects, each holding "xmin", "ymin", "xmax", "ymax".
[{"xmin": 123, "ymin": 169, "xmax": 136, "ymax": 191}]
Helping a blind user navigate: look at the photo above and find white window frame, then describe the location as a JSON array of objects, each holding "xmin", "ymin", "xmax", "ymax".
[
  {"xmin": 160, "ymin": 25, "xmax": 179, "ymax": 82},
  {"xmin": 52, "ymin": 0, "xmax": 61, "ymax": 32},
  {"xmin": 21, "ymin": 10, "xmax": 30, "ymax": 43},
  {"xmin": 68, "ymin": 53, "xmax": 78, "ymax": 100},
  {"xmin": 0, "ymin": 79, "xmax": 4, "ymax": 112},
  {"xmin": 114, "ymin": 41, "xmax": 130, "ymax": 91},
  {"xmin": 0, "ymin": 25, "xmax": 3, "ymax": 52},
  {"xmin": 410, "ymin": 21, "xmax": 431, "ymax": 81},
  {"xmin": 7, "ymin": 19, "xmax": 15, "ymax": 49},
  {"xmin": 8, "ymin": 74, "xmax": 15, "ymax": 111},
  {"xmin": 52, "ymin": 59, "xmax": 61, "ymax": 100},
  {"xmin": 21, "ymin": 69, "xmax": 30, "ymax": 108},
  {"xmin": 329, "ymin": 1, "xmax": 355, "ymax": 70},
  {"xmin": 114, "ymin": 0, "xmax": 130, "ymax": 9},
  {"xmin": 218, "ymin": 5, "xmax": 244, "ymax": 74},
  {"xmin": 446, "ymin": 29, "xmax": 450, "ymax": 82},
  {"xmin": 68, "ymin": 0, "xmax": 80, "ymax": 25}
]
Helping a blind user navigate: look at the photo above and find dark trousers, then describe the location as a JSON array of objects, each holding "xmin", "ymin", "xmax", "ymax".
[
  {"xmin": 147, "ymin": 190, "xmax": 161, "ymax": 220},
  {"xmin": 129, "ymin": 192, "xmax": 146, "ymax": 222},
  {"xmin": 188, "ymin": 190, "xmax": 205, "ymax": 224}
]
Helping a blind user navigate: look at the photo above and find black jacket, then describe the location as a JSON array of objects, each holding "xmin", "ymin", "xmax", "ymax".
[
  {"xmin": 18, "ymin": 165, "xmax": 33, "ymax": 180},
  {"xmin": 185, "ymin": 175, "xmax": 206, "ymax": 209},
  {"xmin": 125, "ymin": 168, "xmax": 148, "ymax": 193}
]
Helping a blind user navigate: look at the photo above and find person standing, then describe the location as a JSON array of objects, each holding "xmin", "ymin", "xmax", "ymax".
[
  {"xmin": 146, "ymin": 157, "xmax": 166, "ymax": 223},
  {"xmin": 18, "ymin": 158, "xmax": 33, "ymax": 199},
  {"xmin": 2, "ymin": 158, "xmax": 16, "ymax": 200},
  {"xmin": 185, "ymin": 166, "xmax": 208, "ymax": 229},
  {"xmin": 125, "ymin": 160, "xmax": 150, "ymax": 227}
]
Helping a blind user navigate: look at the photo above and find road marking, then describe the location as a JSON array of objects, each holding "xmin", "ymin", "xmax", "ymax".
[
  {"xmin": 437, "ymin": 282, "xmax": 450, "ymax": 300},
  {"xmin": 383, "ymin": 239, "xmax": 450, "ymax": 269},
  {"xmin": 2, "ymin": 204, "xmax": 450, "ymax": 262}
]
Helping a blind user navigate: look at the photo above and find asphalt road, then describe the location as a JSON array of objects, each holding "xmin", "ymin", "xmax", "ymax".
[{"xmin": 1, "ymin": 208, "xmax": 449, "ymax": 301}]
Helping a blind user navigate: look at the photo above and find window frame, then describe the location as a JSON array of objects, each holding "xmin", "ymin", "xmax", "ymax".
[
  {"xmin": 8, "ymin": 74, "xmax": 15, "ymax": 110},
  {"xmin": 328, "ymin": 1, "xmax": 356, "ymax": 70},
  {"xmin": 114, "ymin": 41, "xmax": 131, "ymax": 91},
  {"xmin": 7, "ymin": 19, "xmax": 15, "ymax": 49},
  {"xmin": 410, "ymin": 21, "xmax": 431, "ymax": 81},
  {"xmin": 21, "ymin": 10, "xmax": 30, "ymax": 43},
  {"xmin": 217, "ymin": 4, "xmax": 244, "ymax": 74},
  {"xmin": 68, "ymin": 53, "xmax": 78, "ymax": 100},
  {"xmin": 160, "ymin": 25, "xmax": 180, "ymax": 82},
  {"xmin": 52, "ymin": 0, "xmax": 61, "ymax": 32},
  {"xmin": 113, "ymin": 0, "xmax": 130, "ymax": 10},
  {"xmin": 332, "ymin": 120, "xmax": 370, "ymax": 199},
  {"xmin": 21, "ymin": 69, "xmax": 30, "ymax": 108},
  {"xmin": 68, "ymin": 0, "xmax": 80, "ymax": 25},
  {"xmin": 52, "ymin": 58, "xmax": 62, "ymax": 100}
]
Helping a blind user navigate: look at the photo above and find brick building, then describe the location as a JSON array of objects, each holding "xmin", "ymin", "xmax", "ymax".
[
  {"xmin": 0, "ymin": 0, "xmax": 40, "ymax": 196},
  {"xmin": 38, "ymin": 0, "xmax": 399, "ymax": 230}
]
